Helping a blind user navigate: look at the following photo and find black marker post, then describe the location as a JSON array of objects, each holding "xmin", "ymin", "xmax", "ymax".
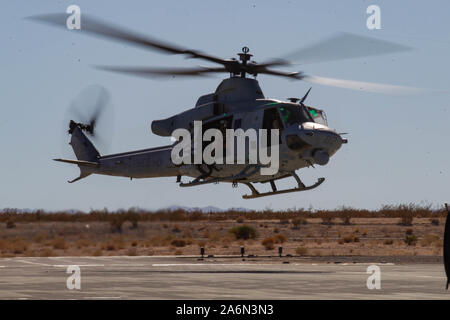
[{"xmin": 444, "ymin": 203, "xmax": 450, "ymax": 290}]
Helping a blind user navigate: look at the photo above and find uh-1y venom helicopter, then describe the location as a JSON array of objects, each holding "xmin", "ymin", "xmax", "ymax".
[{"xmin": 31, "ymin": 14, "xmax": 424, "ymax": 199}]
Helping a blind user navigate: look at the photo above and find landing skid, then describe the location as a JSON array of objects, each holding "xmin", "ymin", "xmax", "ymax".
[{"xmin": 242, "ymin": 174, "xmax": 325, "ymax": 199}]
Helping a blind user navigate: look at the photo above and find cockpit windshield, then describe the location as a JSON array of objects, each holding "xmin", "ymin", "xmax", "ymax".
[
  {"xmin": 306, "ymin": 107, "xmax": 328, "ymax": 126},
  {"xmin": 279, "ymin": 105, "xmax": 313, "ymax": 126}
]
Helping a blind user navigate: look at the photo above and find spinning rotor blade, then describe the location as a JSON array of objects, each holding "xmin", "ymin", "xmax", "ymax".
[
  {"xmin": 66, "ymin": 85, "xmax": 114, "ymax": 151},
  {"xmin": 256, "ymin": 68, "xmax": 304, "ymax": 80},
  {"xmin": 27, "ymin": 14, "xmax": 228, "ymax": 65},
  {"xmin": 94, "ymin": 65, "xmax": 228, "ymax": 78},
  {"xmin": 283, "ymin": 32, "xmax": 411, "ymax": 65},
  {"xmin": 303, "ymin": 75, "xmax": 432, "ymax": 95}
]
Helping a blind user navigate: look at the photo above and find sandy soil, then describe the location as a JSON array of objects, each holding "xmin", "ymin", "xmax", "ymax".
[{"xmin": 0, "ymin": 217, "xmax": 444, "ymax": 258}]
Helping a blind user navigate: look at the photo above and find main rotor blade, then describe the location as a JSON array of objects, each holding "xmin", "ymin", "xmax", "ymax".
[
  {"xmin": 258, "ymin": 68, "xmax": 304, "ymax": 79},
  {"xmin": 94, "ymin": 65, "xmax": 228, "ymax": 78},
  {"xmin": 27, "ymin": 14, "xmax": 227, "ymax": 65},
  {"xmin": 303, "ymin": 75, "xmax": 432, "ymax": 95},
  {"xmin": 283, "ymin": 32, "xmax": 411, "ymax": 65}
]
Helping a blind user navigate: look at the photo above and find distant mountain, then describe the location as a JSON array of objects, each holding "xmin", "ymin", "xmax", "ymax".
[
  {"xmin": 0, "ymin": 206, "xmax": 253, "ymax": 214},
  {"xmin": 163, "ymin": 205, "xmax": 252, "ymax": 213}
]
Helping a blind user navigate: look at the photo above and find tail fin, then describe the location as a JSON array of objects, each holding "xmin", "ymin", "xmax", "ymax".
[
  {"xmin": 55, "ymin": 126, "xmax": 100, "ymax": 183},
  {"xmin": 70, "ymin": 126, "xmax": 100, "ymax": 162}
]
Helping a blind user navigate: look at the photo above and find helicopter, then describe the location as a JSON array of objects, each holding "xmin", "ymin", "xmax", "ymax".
[{"xmin": 30, "ymin": 13, "xmax": 424, "ymax": 199}]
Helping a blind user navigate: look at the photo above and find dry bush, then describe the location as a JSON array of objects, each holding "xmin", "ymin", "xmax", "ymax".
[
  {"xmin": 339, "ymin": 233, "xmax": 359, "ymax": 244},
  {"xmin": 420, "ymin": 234, "xmax": 441, "ymax": 247},
  {"xmin": 183, "ymin": 229, "xmax": 193, "ymax": 238},
  {"xmin": 76, "ymin": 238, "xmax": 92, "ymax": 249},
  {"xmin": 6, "ymin": 220, "xmax": 16, "ymax": 229},
  {"xmin": 52, "ymin": 237, "xmax": 67, "ymax": 250},
  {"xmin": 171, "ymin": 239, "xmax": 186, "ymax": 247},
  {"xmin": 406, "ymin": 228, "xmax": 414, "ymax": 235},
  {"xmin": 129, "ymin": 218, "xmax": 139, "ymax": 229},
  {"xmin": 130, "ymin": 240, "xmax": 138, "ymax": 247},
  {"xmin": 172, "ymin": 226, "xmax": 182, "ymax": 233},
  {"xmin": 317, "ymin": 212, "xmax": 334, "ymax": 225},
  {"xmin": 279, "ymin": 219, "xmax": 290, "ymax": 225},
  {"xmin": 273, "ymin": 228, "xmax": 280, "ymax": 234},
  {"xmin": 228, "ymin": 225, "xmax": 257, "ymax": 240},
  {"xmin": 207, "ymin": 232, "xmax": 221, "ymax": 243},
  {"xmin": 197, "ymin": 240, "xmax": 206, "ymax": 247},
  {"xmin": 405, "ymin": 235, "xmax": 418, "ymax": 246},
  {"xmin": 103, "ymin": 237, "xmax": 125, "ymax": 251},
  {"xmin": 383, "ymin": 239, "xmax": 394, "ymax": 245},
  {"xmin": 174, "ymin": 249, "xmax": 183, "ymax": 255},
  {"xmin": 295, "ymin": 246, "xmax": 308, "ymax": 255},
  {"xmin": 430, "ymin": 219, "xmax": 440, "ymax": 226},
  {"xmin": 33, "ymin": 233, "xmax": 47, "ymax": 243},
  {"xmin": 261, "ymin": 237, "xmax": 274, "ymax": 250},
  {"xmin": 291, "ymin": 218, "xmax": 307, "ymax": 229},
  {"xmin": 110, "ymin": 218, "xmax": 124, "ymax": 233},
  {"xmin": 273, "ymin": 234, "xmax": 287, "ymax": 244},
  {"xmin": 11, "ymin": 240, "xmax": 28, "ymax": 254},
  {"xmin": 236, "ymin": 217, "xmax": 245, "ymax": 223},
  {"xmin": 40, "ymin": 248, "xmax": 54, "ymax": 257},
  {"xmin": 398, "ymin": 213, "xmax": 414, "ymax": 226},
  {"xmin": 127, "ymin": 247, "xmax": 137, "ymax": 256},
  {"xmin": 93, "ymin": 249, "xmax": 102, "ymax": 256}
]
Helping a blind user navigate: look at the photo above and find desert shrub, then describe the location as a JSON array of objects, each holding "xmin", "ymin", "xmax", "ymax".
[
  {"xmin": 406, "ymin": 228, "xmax": 414, "ymax": 235},
  {"xmin": 40, "ymin": 248, "xmax": 54, "ymax": 257},
  {"xmin": 340, "ymin": 233, "xmax": 359, "ymax": 243},
  {"xmin": 318, "ymin": 212, "xmax": 334, "ymax": 225},
  {"xmin": 52, "ymin": 237, "xmax": 67, "ymax": 250},
  {"xmin": 236, "ymin": 217, "xmax": 245, "ymax": 223},
  {"xmin": 384, "ymin": 239, "xmax": 394, "ymax": 245},
  {"xmin": 340, "ymin": 212, "xmax": 352, "ymax": 225},
  {"xmin": 110, "ymin": 218, "xmax": 124, "ymax": 233},
  {"xmin": 292, "ymin": 218, "xmax": 307, "ymax": 229},
  {"xmin": 171, "ymin": 239, "xmax": 186, "ymax": 247},
  {"xmin": 398, "ymin": 213, "xmax": 413, "ymax": 226},
  {"xmin": 430, "ymin": 219, "xmax": 440, "ymax": 226},
  {"xmin": 12, "ymin": 240, "xmax": 28, "ymax": 254},
  {"xmin": 420, "ymin": 234, "xmax": 441, "ymax": 247},
  {"xmin": 172, "ymin": 226, "xmax": 182, "ymax": 233},
  {"xmin": 130, "ymin": 219, "xmax": 138, "ymax": 229},
  {"xmin": 127, "ymin": 247, "xmax": 137, "ymax": 256},
  {"xmin": 404, "ymin": 235, "xmax": 418, "ymax": 246},
  {"xmin": 279, "ymin": 219, "xmax": 290, "ymax": 225},
  {"xmin": 76, "ymin": 238, "xmax": 91, "ymax": 249},
  {"xmin": 174, "ymin": 249, "xmax": 183, "ymax": 255},
  {"xmin": 6, "ymin": 220, "xmax": 16, "ymax": 229},
  {"xmin": 295, "ymin": 246, "xmax": 308, "ymax": 255},
  {"xmin": 261, "ymin": 237, "xmax": 274, "ymax": 250},
  {"xmin": 33, "ymin": 233, "xmax": 47, "ymax": 243},
  {"xmin": 228, "ymin": 225, "xmax": 257, "ymax": 240},
  {"xmin": 131, "ymin": 240, "xmax": 138, "ymax": 247},
  {"xmin": 273, "ymin": 228, "xmax": 280, "ymax": 234},
  {"xmin": 273, "ymin": 234, "xmax": 287, "ymax": 244}
]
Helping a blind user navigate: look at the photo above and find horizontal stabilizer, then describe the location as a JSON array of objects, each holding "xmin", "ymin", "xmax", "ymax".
[{"xmin": 53, "ymin": 158, "xmax": 99, "ymax": 167}]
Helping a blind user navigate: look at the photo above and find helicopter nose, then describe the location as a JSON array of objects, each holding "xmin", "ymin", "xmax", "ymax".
[{"xmin": 284, "ymin": 122, "xmax": 345, "ymax": 165}]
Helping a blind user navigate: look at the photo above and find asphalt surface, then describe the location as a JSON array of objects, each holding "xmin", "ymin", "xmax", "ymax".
[{"xmin": 0, "ymin": 256, "xmax": 449, "ymax": 299}]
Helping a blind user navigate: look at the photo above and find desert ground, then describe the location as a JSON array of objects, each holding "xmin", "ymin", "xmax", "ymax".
[{"xmin": 0, "ymin": 206, "xmax": 445, "ymax": 259}]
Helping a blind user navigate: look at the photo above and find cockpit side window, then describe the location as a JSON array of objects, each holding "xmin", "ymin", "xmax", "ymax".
[
  {"xmin": 307, "ymin": 107, "xmax": 328, "ymax": 126},
  {"xmin": 279, "ymin": 105, "xmax": 312, "ymax": 127}
]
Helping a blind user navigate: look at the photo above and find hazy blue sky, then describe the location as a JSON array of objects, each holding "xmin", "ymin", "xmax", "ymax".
[{"xmin": 1, "ymin": 0, "xmax": 449, "ymax": 211}]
